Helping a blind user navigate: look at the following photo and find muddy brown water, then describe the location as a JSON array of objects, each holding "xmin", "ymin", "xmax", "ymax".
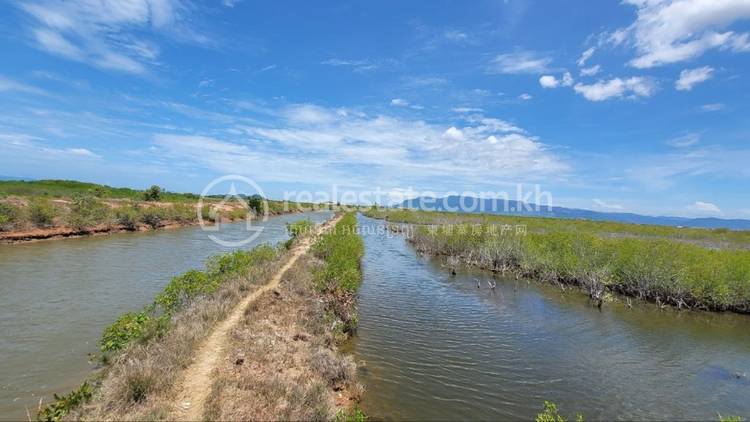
[
  {"xmin": 352, "ymin": 215, "xmax": 750, "ymax": 420},
  {"xmin": 0, "ymin": 211, "xmax": 332, "ymax": 420}
]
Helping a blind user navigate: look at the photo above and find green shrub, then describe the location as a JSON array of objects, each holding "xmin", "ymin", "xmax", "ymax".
[
  {"xmin": 167, "ymin": 203, "xmax": 197, "ymax": 223},
  {"xmin": 100, "ymin": 312, "xmax": 151, "ymax": 353},
  {"xmin": 67, "ymin": 194, "xmax": 110, "ymax": 230},
  {"xmin": 536, "ymin": 401, "xmax": 583, "ymax": 422},
  {"xmin": 313, "ymin": 213, "xmax": 364, "ymax": 293},
  {"xmin": 0, "ymin": 202, "xmax": 21, "ymax": 231},
  {"xmin": 115, "ymin": 205, "xmax": 139, "ymax": 230},
  {"xmin": 38, "ymin": 382, "xmax": 93, "ymax": 421},
  {"xmin": 139, "ymin": 207, "xmax": 166, "ymax": 228},
  {"xmin": 142, "ymin": 185, "xmax": 162, "ymax": 201},
  {"xmin": 28, "ymin": 198, "xmax": 57, "ymax": 228},
  {"xmin": 285, "ymin": 219, "xmax": 314, "ymax": 248}
]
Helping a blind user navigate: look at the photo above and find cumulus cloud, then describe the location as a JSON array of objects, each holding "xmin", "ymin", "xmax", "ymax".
[
  {"xmin": 675, "ymin": 66, "xmax": 714, "ymax": 91},
  {"xmin": 615, "ymin": 0, "xmax": 750, "ymax": 68},
  {"xmin": 391, "ymin": 98, "xmax": 409, "ymax": 107},
  {"xmin": 487, "ymin": 51, "xmax": 552, "ymax": 74},
  {"xmin": 687, "ymin": 201, "xmax": 723, "ymax": 215},
  {"xmin": 518, "ymin": 93, "xmax": 533, "ymax": 100},
  {"xmin": 154, "ymin": 104, "xmax": 569, "ymax": 187},
  {"xmin": 573, "ymin": 77, "xmax": 657, "ymax": 101},
  {"xmin": 19, "ymin": 0, "xmax": 202, "ymax": 74},
  {"xmin": 539, "ymin": 72, "xmax": 573, "ymax": 89},
  {"xmin": 539, "ymin": 75, "xmax": 559, "ymax": 88}
]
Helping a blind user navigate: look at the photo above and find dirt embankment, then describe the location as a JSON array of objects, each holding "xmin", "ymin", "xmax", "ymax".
[
  {"xmin": 0, "ymin": 206, "xmax": 303, "ymax": 245},
  {"xmin": 69, "ymin": 215, "xmax": 361, "ymax": 421}
]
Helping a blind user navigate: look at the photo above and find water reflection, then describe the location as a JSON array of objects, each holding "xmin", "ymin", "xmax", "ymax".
[
  {"xmin": 353, "ymin": 215, "xmax": 750, "ymax": 421},
  {"xmin": 0, "ymin": 211, "xmax": 332, "ymax": 420}
]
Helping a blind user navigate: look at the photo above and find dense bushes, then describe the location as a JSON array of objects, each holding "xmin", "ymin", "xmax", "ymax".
[
  {"xmin": 367, "ymin": 209, "xmax": 750, "ymax": 313},
  {"xmin": 28, "ymin": 198, "xmax": 57, "ymax": 227},
  {"xmin": 0, "ymin": 202, "xmax": 20, "ymax": 230},
  {"xmin": 405, "ymin": 220, "xmax": 750, "ymax": 312},
  {"xmin": 67, "ymin": 194, "xmax": 110, "ymax": 230}
]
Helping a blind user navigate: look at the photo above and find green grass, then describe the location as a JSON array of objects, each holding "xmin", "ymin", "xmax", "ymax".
[
  {"xmin": 100, "ymin": 244, "xmax": 280, "ymax": 354},
  {"xmin": 312, "ymin": 213, "xmax": 364, "ymax": 335},
  {"xmin": 366, "ymin": 208, "xmax": 750, "ymax": 313},
  {"xmin": 313, "ymin": 213, "xmax": 364, "ymax": 293},
  {"xmin": 0, "ymin": 179, "xmax": 198, "ymax": 202},
  {"xmin": 364, "ymin": 208, "xmax": 750, "ymax": 249}
]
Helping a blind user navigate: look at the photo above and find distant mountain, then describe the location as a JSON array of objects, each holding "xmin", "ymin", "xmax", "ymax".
[
  {"xmin": 400, "ymin": 195, "xmax": 750, "ymax": 231},
  {"xmin": 0, "ymin": 176, "xmax": 29, "ymax": 181}
]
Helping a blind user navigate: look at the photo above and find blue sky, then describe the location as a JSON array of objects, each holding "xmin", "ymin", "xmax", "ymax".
[{"xmin": 0, "ymin": 0, "xmax": 749, "ymax": 218}]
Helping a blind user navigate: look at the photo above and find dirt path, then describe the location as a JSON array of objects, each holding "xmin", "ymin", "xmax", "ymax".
[{"xmin": 171, "ymin": 215, "xmax": 341, "ymax": 421}]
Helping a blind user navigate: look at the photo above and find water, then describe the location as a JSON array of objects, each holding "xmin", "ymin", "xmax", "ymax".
[
  {"xmin": 353, "ymin": 215, "xmax": 750, "ymax": 420},
  {"xmin": 0, "ymin": 211, "xmax": 332, "ymax": 420}
]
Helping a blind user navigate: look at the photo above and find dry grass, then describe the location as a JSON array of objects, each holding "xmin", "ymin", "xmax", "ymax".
[
  {"xmin": 203, "ymin": 253, "xmax": 362, "ymax": 421},
  {"xmin": 71, "ymin": 255, "xmax": 283, "ymax": 420}
]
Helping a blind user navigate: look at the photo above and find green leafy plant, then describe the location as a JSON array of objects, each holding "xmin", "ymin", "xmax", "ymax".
[
  {"xmin": 67, "ymin": 194, "xmax": 110, "ymax": 230},
  {"xmin": 142, "ymin": 185, "xmax": 162, "ymax": 201},
  {"xmin": 38, "ymin": 382, "xmax": 93, "ymax": 421},
  {"xmin": 536, "ymin": 401, "xmax": 583, "ymax": 422},
  {"xmin": 28, "ymin": 198, "xmax": 57, "ymax": 228},
  {"xmin": 100, "ymin": 312, "xmax": 151, "ymax": 353},
  {"xmin": 0, "ymin": 202, "xmax": 20, "ymax": 231}
]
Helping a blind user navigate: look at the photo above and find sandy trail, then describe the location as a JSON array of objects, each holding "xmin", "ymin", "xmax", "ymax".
[{"xmin": 171, "ymin": 215, "xmax": 341, "ymax": 421}]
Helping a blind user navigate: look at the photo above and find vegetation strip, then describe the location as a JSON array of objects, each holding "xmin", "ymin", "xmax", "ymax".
[
  {"xmin": 365, "ymin": 208, "xmax": 750, "ymax": 313},
  {"xmin": 0, "ymin": 179, "xmax": 315, "ymax": 243},
  {"xmin": 39, "ymin": 212, "xmax": 368, "ymax": 421}
]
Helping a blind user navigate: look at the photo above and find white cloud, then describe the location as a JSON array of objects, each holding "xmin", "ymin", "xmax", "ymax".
[
  {"xmin": 452, "ymin": 107, "xmax": 484, "ymax": 113},
  {"xmin": 666, "ymin": 132, "xmax": 701, "ymax": 148},
  {"xmin": 573, "ymin": 77, "xmax": 657, "ymax": 101},
  {"xmin": 487, "ymin": 51, "xmax": 552, "ymax": 74},
  {"xmin": 0, "ymin": 75, "xmax": 48, "ymax": 96},
  {"xmin": 593, "ymin": 198, "xmax": 624, "ymax": 210},
  {"xmin": 577, "ymin": 47, "xmax": 596, "ymax": 66},
  {"xmin": 562, "ymin": 72, "xmax": 574, "ymax": 86},
  {"xmin": 675, "ymin": 66, "xmax": 714, "ymax": 91},
  {"xmin": 391, "ymin": 98, "xmax": 409, "ymax": 107},
  {"xmin": 321, "ymin": 58, "xmax": 378, "ymax": 72},
  {"xmin": 701, "ymin": 102, "xmax": 725, "ymax": 111},
  {"xmin": 443, "ymin": 126, "xmax": 465, "ymax": 141},
  {"xmin": 539, "ymin": 75, "xmax": 560, "ymax": 88},
  {"xmin": 66, "ymin": 147, "xmax": 99, "ymax": 157},
  {"xmin": 616, "ymin": 0, "xmax": 750, "ymax": 68},
  {"xmin": 518, "ymin": 93, "xmax": 533, "ymax": 100},
  {"xmin": 539, "ymin": 72, "xmax": 573, "ymax": 89},
  {"xmin": 19, "ymin": 0, "xmax": 198, "ymax": 74},
  {"xmin": 444, "ymin": 30, "xmax": 469, "ymax": 42},
  {"xmin": 155, "ymin": 104, "xmax": 568, "ymax": 187},
  {"xmin": 580, "ymin": 64, "xmax": 601, "ymax": 76},
  {"xmin": 687, "ymin": 201, "xmax": 723, "ymax": 215}
]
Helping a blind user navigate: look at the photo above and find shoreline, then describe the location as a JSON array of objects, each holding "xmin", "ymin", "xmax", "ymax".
[
  {"xmin": 38, "ymin": 213, "xmax": 365, "ymax": 421},
  {"xmin": 0, "ymin": 209, "xmax": 307, "ymax": 245},
  {"xmin": 364, "ymin": 212, "xmax": 750, "ymax": 315}
]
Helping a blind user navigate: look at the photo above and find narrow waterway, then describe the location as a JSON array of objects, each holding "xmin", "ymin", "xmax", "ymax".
[
  {"xmin": 353, "ymin": 215, "xmax": 750, "ymax": 420},
  {"xmin": 0, "ymin": 211, "xmax": 332, "ymax": 420}
]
